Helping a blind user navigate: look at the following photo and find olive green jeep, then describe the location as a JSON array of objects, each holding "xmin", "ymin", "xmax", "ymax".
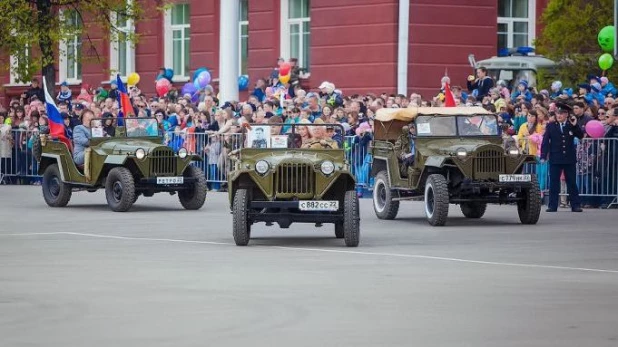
[
  {"xmin": 227, "ymin": 123, "xmax": 360, "ymax": 247},
  {"xmin": 34, "ymin": 117, "xmax": 207, "ymax": 212},
  {"xmin": 371, "ymin": 107, "xmax": 541, "ymax": 226}
]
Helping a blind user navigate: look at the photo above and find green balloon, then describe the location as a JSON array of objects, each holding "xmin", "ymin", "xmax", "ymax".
[
  {"xmin": 599, "ymin": 53, "xmax": 614, "ymax": 70},
  {"xmin": 598, "ymin": 25, "xmax": 615, "ymax": 52}
]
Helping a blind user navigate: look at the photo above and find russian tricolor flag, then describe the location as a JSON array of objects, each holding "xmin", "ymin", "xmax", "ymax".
[
  {"xmin": 43, "ymin": 79, "xmax": 72, "ymax": 151},
  {"xmin": 116, "ymin": 74, "xmax": 134, "ymax": 126}
]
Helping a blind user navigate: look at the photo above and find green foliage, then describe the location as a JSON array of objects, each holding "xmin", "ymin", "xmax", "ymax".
[
  {"xmin": 0, "ymin": 0, "xmax": 165, "ymax": 85},
  {"xmin": 535, "ymin": 0, "xmax": 615, "ymax": 88}
]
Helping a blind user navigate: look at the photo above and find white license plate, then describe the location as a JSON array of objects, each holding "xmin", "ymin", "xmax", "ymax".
[
  {"xmin": 499, "ymin": 174, "xmax": 531, "ymax": 182},
  {"xmin": 299, "ymin": 200, "xmax": 339, "ymax": 211},
  {"xmin": 156, "ymin": 176, "xmax": 184, "ymax": 185}
]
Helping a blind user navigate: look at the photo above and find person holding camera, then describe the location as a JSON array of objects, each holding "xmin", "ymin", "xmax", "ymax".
[{"xmin": 541, "ymin": 102, "xmax": 584, "ymax": 212}]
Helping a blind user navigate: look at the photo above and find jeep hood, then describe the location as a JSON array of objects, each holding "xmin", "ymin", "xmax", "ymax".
[
  {"xmin": 98, "ymin": 140, "xmax": 170, "ymax": 154},
  {"xmin": 421, "ymin": 139, "xmax": 503, "ymax": 156}
]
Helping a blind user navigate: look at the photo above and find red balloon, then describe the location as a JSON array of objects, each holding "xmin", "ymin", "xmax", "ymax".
[
  {"xmin": 279, "ymin": 62, "xmax": 291, "ymax": 76},
  {"xmin": 156, "ymin": 78, "xmax": 171, "ymax": 97}
]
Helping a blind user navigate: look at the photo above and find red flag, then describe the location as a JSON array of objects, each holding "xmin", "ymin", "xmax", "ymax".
[{"xmin": 444, "ymin": 82, "xmax": 456, "ymax": 107}]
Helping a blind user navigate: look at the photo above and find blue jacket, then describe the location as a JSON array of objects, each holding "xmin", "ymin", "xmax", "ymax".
[
  {"xmin": 585, "ymin": 91, "xmax": 605, "ymax": 105},
  {"xmin": 511, "ymin": 90, "xmax": 532, "ymax": 102},
  {"xmin": 602, "ymin": 82, "xmax": 617, "ymax": 97},
  {"xmin": 467, "ymin": 76, "xmax": 493, "ymax": 99},
  {"xmin": 72, "ymin": 125, "xmax": 91, "ymax": 165},
  {"xmin": 541, "ymin": 121, "xmax": 584, "ymax": 165}
]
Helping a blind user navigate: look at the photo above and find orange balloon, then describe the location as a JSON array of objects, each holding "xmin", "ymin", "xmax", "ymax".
[{"xmin": 279, "ymin": 73, "xmax": 290, "ymax": 84}]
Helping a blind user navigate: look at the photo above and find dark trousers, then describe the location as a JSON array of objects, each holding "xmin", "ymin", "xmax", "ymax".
[{"xmin": 548, "ymin": 163, "xmax": 581, "ymax": 210}]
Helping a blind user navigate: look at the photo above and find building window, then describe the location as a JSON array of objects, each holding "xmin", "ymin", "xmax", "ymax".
[
  {"xmin": 110, "ymin": 1, "xmax": 135, "ymax": 80},
  {"xmin": 164, "ymin": 3, "xmax": 190, "ymax": 80},
  {"xmin": 239, "ymin": 0, "xmax": 249, "ymax": 75},
  {"xmin": 9, "ymin": 42, "xmax": 31, "ymax": 85},
  {"xmin": 497, "ymin": 0, "xmax": 535, "ymax": 53},
  {"xmin": 59, "ymin": 10, "xmax": 83, "ymax": 83},
  {"xmin": 280, "ymin": 0, "xmax": 310, "ymax": 71}
]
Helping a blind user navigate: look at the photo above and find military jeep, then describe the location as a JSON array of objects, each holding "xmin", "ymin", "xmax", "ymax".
[
  {"xmin": 371, "ymin": 107, "xmax": 541, "ymax": 226},
  {"xmin": 35, "ymin": 117, "xmax": 207, "ymax": 212},
  {"xmin": 227, "ymin": 123, "xmax": 359, "ymax": 247}
]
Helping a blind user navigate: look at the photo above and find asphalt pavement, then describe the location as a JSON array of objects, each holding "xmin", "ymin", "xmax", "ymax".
[{"xmin": 1, "ymin": 186, "xmax": 617, "ymax": 347}]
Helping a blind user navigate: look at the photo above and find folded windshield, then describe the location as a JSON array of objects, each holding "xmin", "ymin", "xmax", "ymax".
[{"xmin": 241, "ymin": 123, "xmax": 344, "ymax": 150}]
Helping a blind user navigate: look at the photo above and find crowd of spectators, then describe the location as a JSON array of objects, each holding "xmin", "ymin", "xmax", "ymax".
[{"xmin": 1, "ymin": 60, "xmax": 618, "ymax": 207}]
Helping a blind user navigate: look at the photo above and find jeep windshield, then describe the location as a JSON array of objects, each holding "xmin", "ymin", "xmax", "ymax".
[
  {"xmin": 90, "ymin": 117, "xmax": 159, "ymax": 138},
  {"xmin": 415, "ymin": 115, "xmax": 499, "ymax": 137},
  {"xmin": 240, "ymin": 123, "xmax": 345, "ymax": 149}
]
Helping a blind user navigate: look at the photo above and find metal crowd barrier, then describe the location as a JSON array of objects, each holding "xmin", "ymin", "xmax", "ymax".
[{"xmin": 2, "ymin": 128, "xmax": 617, "ymax": 207}]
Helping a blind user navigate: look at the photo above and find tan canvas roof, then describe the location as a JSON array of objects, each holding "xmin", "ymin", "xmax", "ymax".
[{"xmin": 375, "ymin": 106, "xmax": 493, "ymax": 122}]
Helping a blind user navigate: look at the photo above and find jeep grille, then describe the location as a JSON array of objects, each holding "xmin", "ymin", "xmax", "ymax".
[
  {"xmin": 474, "ymin": 149, "xmax": 504, "ymax": 176},
  {"xmin": 149, "ymin": 148, "xmax": 177, "ymax": 176},
  {"xmin": 275, "ymin": 162, "xmax": 314, "ymax": 198}
]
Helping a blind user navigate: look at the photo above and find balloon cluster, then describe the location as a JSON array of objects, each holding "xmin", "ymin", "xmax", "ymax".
[
  {"xmin": 155, "ymin": 68, "xmax": 174, "ymax": 97},
  {"xmin": 597, "ymin": 26, "xmax": 615, "ymax": 71},
  {"xmin": 278, "ymin": 62, "xmax": 291, "ymax": 84}
]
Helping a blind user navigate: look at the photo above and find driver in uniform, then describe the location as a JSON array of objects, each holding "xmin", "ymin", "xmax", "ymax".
[
  {"xmin": 126, "ymin": 119, "xmax": 149, "ymax": 137},
  {"xmin": 394, "ymin": 125, "xmax": 415, "ymax": 176},
  {"xmin": 302, "ymin": 119, "xmax": 339, "ymax": 149}
]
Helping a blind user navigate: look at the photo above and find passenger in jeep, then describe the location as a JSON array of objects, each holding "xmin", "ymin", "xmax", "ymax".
[
  {"xmin": 394, "ymin": 125, "xmax": 415, "ymax": 175},
  {"xmin": 73, "ymin": 109, "xmax": 94, "ymax": 166}
]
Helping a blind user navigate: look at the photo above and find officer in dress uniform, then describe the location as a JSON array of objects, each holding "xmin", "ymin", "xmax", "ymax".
[{"xmin": 540, "ymin": 102, "xmax": 584, "ymax": 212}]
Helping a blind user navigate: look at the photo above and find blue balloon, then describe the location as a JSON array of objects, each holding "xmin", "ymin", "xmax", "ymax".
[
  {"xmin": 182, "ymin": 82, "xmax": 197, "ymax": 96},
  {"xmin": 164, "ymin": 68, "xmax": 174, "ymax": 81},
  {"xmin": 238, "ymin": 75, "xmax": 249, "ymax": 91},
  {"xmin": 193, "ymin": 67, "xmax": 209, "ymax": 82},
  {"xmin": 194, "ymin": 78, "xmax": 202, "ymax": 91}
]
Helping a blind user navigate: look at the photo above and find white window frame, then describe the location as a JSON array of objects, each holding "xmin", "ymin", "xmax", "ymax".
[
  {"xmin": 164, "ymin": 3, "xmax": 190, "ymax": 82},
  {"xmin": 239, "ymin": 0, "xmax": 248, "ymax": 75},
  {"xmin": 279, "ymin": 0, "xmax": 310, "ymax": 70},
  {"xmin": 110, "ymin": 0, "xmax": 136, "ymax": 82},
  {"xmin": 58, "ymin": 10, "xmax": 83, "ymax": 84},
  {"xmin": 497, "ymin": 0, "xmax": 536, "ymax": 49}
]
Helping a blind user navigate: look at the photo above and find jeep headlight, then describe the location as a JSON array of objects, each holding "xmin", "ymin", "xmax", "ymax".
[
  {"xmin": 320, "ymin": 160, "xmax": 335, "ymax": 175},
  {"xmin": 135, "ymin": 148, "xmax": 146, "ymax": 160},
  {"xmin": 456, "ymin": 147, "xmax": 468, "ymax": 159},
  {"xmin": 255, "ymin": 160, "xmax": 269, "ymax": 175},
  {"xmin": 508, "ymin": 148, "xmax": 520, "ymax": 157},
  {"xmin": 178, "ymin": 147, "xmax": 188, "ymax": 159}
]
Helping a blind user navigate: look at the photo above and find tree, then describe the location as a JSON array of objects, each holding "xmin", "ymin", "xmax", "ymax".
[
  {"xmin": 0, "ymin": 0, "xmax": 164, "ymax": 96},
  {"xmin": 535, "ymin": 0, "xmax": 615, "ymax": 88}
]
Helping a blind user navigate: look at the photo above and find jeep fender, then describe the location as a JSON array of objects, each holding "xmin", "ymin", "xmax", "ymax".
[
  {"xmin": 104, "ymin": 155, "xmax": 128, "ymax": 165},
  {"xmin": 424, "ymin": 156, "xmax": 446, "ymax": 168}
]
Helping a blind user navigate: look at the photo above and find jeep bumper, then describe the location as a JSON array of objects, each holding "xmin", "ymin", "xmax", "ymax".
[
  {"xmin": 136, "ymin": 177, "xmax": 198, "ymax": 191},
  {"xmin": 246, "ymin": 201, "xmax": 343, "ymax": 228}
]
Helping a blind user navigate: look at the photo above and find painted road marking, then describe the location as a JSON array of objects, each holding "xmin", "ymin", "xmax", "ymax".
[{"xmin": 2, "ymin": 231, "xmax": 618, "ymax": 274}]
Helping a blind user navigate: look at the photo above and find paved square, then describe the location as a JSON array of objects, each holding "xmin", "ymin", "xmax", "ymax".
[{"xmin": 1, "ymin": 186, "xmax": 617, "ymax": 346}]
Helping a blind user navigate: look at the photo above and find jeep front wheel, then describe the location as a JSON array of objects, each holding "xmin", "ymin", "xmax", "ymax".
[
  {"xmin": 373, "ymin": 171, "xmax": 399, "ymax": 220},
  {"xmin": 233, "ymin": 189, "xmax": 251, "ymax": 246},
  {"xmin": 424, "ymin": 174, "xmax": 449, "ymax": 226},
  {"xmin": 42, "ymin": 164, "xmax": 72, "ymax": 207},
  {"xmin": 105, "ymin": 167, "xmax": 136, "ymax": 212},
  {"xmin": 343, "ymin": 190, "xmax": 360, "ymax": 247},
  {"xmin": 517, "ymin": 174, "xmax": 541, "ymax": 225},
  {"xmin": 460, "ymin": 202, "xmax": 487, "ymax": 219},
  {"xmin": 178, "ymin": 166, "xmax": 207, "ymax": 210}
]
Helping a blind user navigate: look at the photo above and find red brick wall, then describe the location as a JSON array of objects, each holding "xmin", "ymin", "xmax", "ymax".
[
  {"xmin": 536, "ymin": 0, "xmax": 550, "ymax": 38},
  {"xmin": 408, "ymin": 0, "xmax": 497, "ymax": 98},
  {"xmin": 309, "ymin": 0, "xmax": 399, "ymax": 95},
  {"xmin": 247, "ymin": 0, "xmax": 281, "ymax": 89}
]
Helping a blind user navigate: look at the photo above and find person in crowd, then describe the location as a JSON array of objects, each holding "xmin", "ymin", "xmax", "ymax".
[
  {"xmin": 512, "ymin": 80, "xmax": 532, "ymax": 102},
  {"xmin": 541, "ymin": 102, "xmax": 584, "ymax": 212},
  {"xmin": 467, "ymin": 67, "xmax": 493, "ymax": 99},
  {"xmin": 22, "ymin": 78, "xmax": 45, "ymax": 104}
]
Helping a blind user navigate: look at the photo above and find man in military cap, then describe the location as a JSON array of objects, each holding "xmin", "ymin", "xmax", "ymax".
[{"xmin": 541, "ymin": 102, "xmax": 584, "ymax": 212}]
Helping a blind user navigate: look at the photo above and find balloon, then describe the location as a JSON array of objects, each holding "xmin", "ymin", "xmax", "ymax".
[
  {"xmin": 278, "ymin": 73, "xmax": 290, "ymax": 84},
  {"xmin": 164, "ymin": 68, "xmax": 174, "ymax": 81},
  {"xmin": 196, "ymin": 70, "xmax": 211, "ymax": 88},
  {"xmin": 127, "ymin": 72, "xmax": 140, "ymax": 86},
  {"xmin": 586, "ymin": 120, "xmax": 605, "ymax": 138},
  {"xmin": 279, "ymin": 62, "xmax": 291, "ymax": 76},
  {"xmin": 598, "ymin": 26, "xmax": 615, "ymax": 52},
  {"xmin": 599, "ymin": 53, "xmax": 614, "ymax": 70},
  {"xmin": 194, "ymin": 78, "xmax": 202, "ymax": 91},
  {"xmin": 155, "ymin": 78, "xmax": 171, "ymax": 97},
  {"xmin": 193, "ymin": 67, "xmax": 209, "ymax": 82},
  {"xmin": 182, "ymin": 82, "xmax": 197, "ymax": 96},
  {"xmin": 156, "ymin": 74, "xmax": 165, "ymax": 81},
  {"xmin": 238, "ymin": 75, "xmax": 249, "ymax": 91}
]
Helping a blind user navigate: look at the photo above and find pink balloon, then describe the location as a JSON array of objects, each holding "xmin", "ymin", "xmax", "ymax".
[
  {"xmin": 156, "ymin": 78, "xmax": 171, "ymax": 97},
  {"xmin": 585, "ymin": 120, "xmax": 605, "ymax": 138}
]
